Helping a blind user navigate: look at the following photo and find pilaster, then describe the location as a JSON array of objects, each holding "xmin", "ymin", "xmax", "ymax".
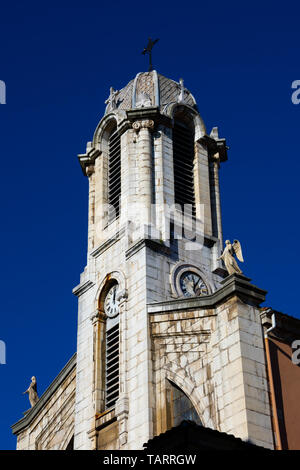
[
  {"xmin": 194, "ymin": 141, "xmax": 213, "ymax": 236},
  {"xmin": 115, "ymin": 290, "xmax": 129, "ymax": 447},
  {"xmin": 132, "ymin": 119, "xmax": 154, "ymax": 232}
]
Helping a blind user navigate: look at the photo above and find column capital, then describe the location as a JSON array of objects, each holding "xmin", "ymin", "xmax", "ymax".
[
  {"xmin": 90, "ymin": 309, "xmax": 106, "ymax": 325},
  {"xmin": 132, "ymin": 119, "xmax": 154, "ymax": 132}
]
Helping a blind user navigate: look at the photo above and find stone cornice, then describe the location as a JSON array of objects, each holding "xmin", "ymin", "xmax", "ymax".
[
  {"xmin": 126, "ymin": 107, "xmax": 172, "ymax": 128},
  {"xmin": 11, "ymin": 354, "xmax": 76, "ymax": 436},
  {"xmin": 90, "ymin": 226, "xmax": 126, "ymax": 259},
  {"xmin": 78, "ymin": 147, "xmax": 101, "ymax": 176},
  {"xmin": 203, "ymin": 234, "xmax": 219, "ymax": 248},
  {"xmin": 72, "ymin": 279, "xmax": 95, "ymax": 297},
  {"xmin": 95, "ymin": 408, "xmax": 116, "ymax": 431},
  {"xmin": 127, "ymin": 107, "xmax": 160, "ymax": 121},
  {"xmin": 148, "ymin": 274, "xmax": 267, "ymax": 314},
  {"xmin": 125, "ymin": 238, "xmax": 171, "ymax": 260},
  {"xmin": 199, "ymin": 134, "xmax": 228, "ymax": 163},
  {"xmin": 125, "ymin": 236, "xmax": 218, "ymax": 260},
  {"xmin": 117, "ymin": 118, "xmax": 133, "ymax": 135}
]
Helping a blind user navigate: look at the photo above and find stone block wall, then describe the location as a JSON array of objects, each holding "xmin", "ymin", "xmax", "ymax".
[
  {"xmin": 13, "ymin": 356, "xmax": 76, "ymax": 450},
  {"xmin": 148, "ymin": 278, "xmax": 275, "ymax": 449}
]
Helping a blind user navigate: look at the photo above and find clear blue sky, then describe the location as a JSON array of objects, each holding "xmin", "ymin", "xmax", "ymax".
[{"xmin": 0, "ymin": 0, "xmax": 299, "ymax": 450}]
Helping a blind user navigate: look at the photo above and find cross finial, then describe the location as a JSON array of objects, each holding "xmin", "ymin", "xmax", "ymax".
[{"xmin": 141, "ymin": 37, "xmax": 159, "ymax": 72}]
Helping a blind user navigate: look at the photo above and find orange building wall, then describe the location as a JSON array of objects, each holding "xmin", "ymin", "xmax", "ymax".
[{"xmin": 268, "ymin": 337, "xmax": 300, "ymax": 450}]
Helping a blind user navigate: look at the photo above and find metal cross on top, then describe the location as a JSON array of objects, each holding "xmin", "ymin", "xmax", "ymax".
[{"xmin": 142, "ymin": 37, "xmax": 159, "ymax": 72}]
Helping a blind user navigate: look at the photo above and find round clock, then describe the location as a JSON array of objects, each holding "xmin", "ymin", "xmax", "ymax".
[
  {"xmin": 180, "ymin": 271, "xmax": 209, "ymax": 298},
  {"xmin": 104, "ymin": 284, "xmax": 120, "ymax": 318}
]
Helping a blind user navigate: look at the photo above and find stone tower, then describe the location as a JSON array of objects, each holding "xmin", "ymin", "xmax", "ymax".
[
  {"xmin": 12, "ymin": 70, "xmax": 275, "ymax": 450},
  {"xmin": 71, "ymin": 70, "xmax": 274, "ymax": 450}
]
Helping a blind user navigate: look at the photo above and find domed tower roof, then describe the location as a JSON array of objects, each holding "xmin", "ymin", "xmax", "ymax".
[
  {"xmin": 79, "ymin": 70, "xmax": 228, "ymax": 177},
  {"xmin": 104, "ymin": 70, "xmax": 197, "ymax": 115}
]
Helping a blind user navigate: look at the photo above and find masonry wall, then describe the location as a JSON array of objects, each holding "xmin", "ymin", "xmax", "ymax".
[
  {"xmin": 149, "ymin": 293, "xmax": 274, "ymax": 449},
  {"xmin": 16, "ymin": 363, "xmax": 76, "ymax": 450},
  {"xmin": 72, "ymin": 111, "xmax": 225, "ymax": 450}
]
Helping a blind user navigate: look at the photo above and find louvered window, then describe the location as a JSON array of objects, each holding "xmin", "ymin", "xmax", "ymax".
[
  {"xmin": 105, "ymin": 322, "xmax": 119, "ymax": 409},
  {"xmin": 173, "ymin": 119, "xmax": 195, "ymax": 217},
  {"xmin": 108, "ymin": 127, "xmax": 121, "ymax": 222}
]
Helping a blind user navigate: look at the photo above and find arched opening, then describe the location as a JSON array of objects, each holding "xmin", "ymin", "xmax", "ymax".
[
  {"xmin": 167, "ymin": 380, "xmax": 202, "ymax": 427},
  {"xmin": 173, "ymin": 110, "xmax": 196, "ymax": 218},
  {"xmin": 99, "ymin": 279, "xmax": 120, "ymax": 410},
  {"xmin": 107, "ymin": 123, "xmax": 121, "ymax": 222}
]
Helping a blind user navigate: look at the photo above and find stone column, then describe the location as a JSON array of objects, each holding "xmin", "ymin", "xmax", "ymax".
[
  {"xmin": 194, "ymin": 141, "xmax": 213, "ymax": 236},
  {"xmin": 88, "ymin": 309, "xmax": 106, "ymax": 450},
  {"xmin": 94, "ymin": 149, "xmax": 108, "ymax": 247},
  {"xmin": 132, "ymin": 120, "xmax": 154, "ymax": 235},
  {"xmin": 87, "ymin": 165, "xmax": 95, "ymax": 253},
  {"xmin": 115, "ymin": 289, "xmax": 129, "ymax": 447},
  {"xmin": 154, "ymin": 125, "xmax": 174, "ymax": 244},
  {"xmin": 211, "ymin": 152, "xmax": 223, "ymax": 249}
]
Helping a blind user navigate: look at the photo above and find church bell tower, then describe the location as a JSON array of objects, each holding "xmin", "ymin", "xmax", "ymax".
[{"xmin": 72, "ymin": 71, "xmax": 274, "ymax": 450}]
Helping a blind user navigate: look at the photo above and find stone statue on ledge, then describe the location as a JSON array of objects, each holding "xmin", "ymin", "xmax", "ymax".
[
  {"xmin": 105, "ymin": 87, "xmax": 119, "ymax": 110},
  {"xmin": 23, "ymin": 376, "xmax": 39, "ymax": 408},
  {"xmin": 218, "ymin": 239, "xmax": 244, "ymax": 275}
]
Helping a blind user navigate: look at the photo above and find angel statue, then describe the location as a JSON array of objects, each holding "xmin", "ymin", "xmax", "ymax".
[
  {"xmin": 23, "ymin": 376, "xmax": 39, "ymax": 408},
  {"xmin": 218, "ymin": 239, "xmax": 244, "ymax": 275}
]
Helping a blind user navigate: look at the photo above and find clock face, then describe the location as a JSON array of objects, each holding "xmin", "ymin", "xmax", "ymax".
[
  {"xmin": 104, "ymin": 284, "xmax": 120, "ymax": 318},
  {"xmin": 180, "ymin": 271, "xmax": 209, "ymax": 298}
]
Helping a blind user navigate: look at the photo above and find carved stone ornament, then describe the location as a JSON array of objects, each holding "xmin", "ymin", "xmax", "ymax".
[
  {"xmin": 132, "ymin": 120, "xmax": 154, "ymax": 132},
  {"xmin": 177, "ymin": 78, "xmax": 185, "ymax": 104},
  {"xmin": 135, "ymin": 92, "xmax": 152, "ymax": 108}
]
